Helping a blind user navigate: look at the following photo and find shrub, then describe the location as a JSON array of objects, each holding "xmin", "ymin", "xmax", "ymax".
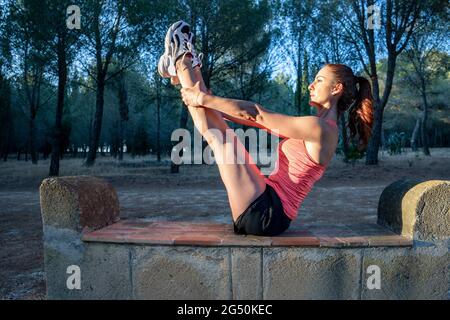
[{"xmin": 386, "ymin": 131, "xmax": 407, "ymax": 155}]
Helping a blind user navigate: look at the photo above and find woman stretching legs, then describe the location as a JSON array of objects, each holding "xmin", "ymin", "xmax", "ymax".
[
  {"xmin": 158, "ymin": 21, "xmax": 290, "ymax": 236},
  {"xmin": 158, "ymin": 21, "xmax": 374, "ymax": 236},
  {"xmin": 175, "ymin": 55, "xmax": 267, "ymax": 224}
]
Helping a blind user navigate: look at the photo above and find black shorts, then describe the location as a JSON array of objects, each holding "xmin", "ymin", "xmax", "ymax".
[{"xmin": 233, "ymin": 184, "xmax": 291, "ymax": 236}]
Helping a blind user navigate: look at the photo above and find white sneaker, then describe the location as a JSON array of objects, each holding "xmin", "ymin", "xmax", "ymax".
[
  {"xmin": 157, "ymin": 20, "xmax": 202, "ymax": 78},
  {"xmin": 192, "ymin": 51, "xmax": 203, "ymax": 69}
]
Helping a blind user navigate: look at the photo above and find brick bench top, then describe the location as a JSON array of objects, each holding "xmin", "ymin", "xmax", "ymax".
[{"xmin": 82, "ymin": 219, "xmax": 413, "ymax": 247}]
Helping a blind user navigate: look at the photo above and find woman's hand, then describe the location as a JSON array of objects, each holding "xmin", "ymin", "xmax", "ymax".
[
  {"xmin": 170, "ymin": 76, "xmax": 180, "ymax": 86},
  {"xmin": 180, "ymin": 82, "xmax": 204, "ymax": 107}
]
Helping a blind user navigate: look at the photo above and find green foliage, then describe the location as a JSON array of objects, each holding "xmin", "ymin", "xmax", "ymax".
[
  {"xmin": 336, "ymin": 138, "xmax": 365, "ymax": 163},
  {"xmin": 345, "ymin": 144, "xmax": 365, "ymax": 162},
  {"xmin": 386, "ymin": 132, "xmax": 407, "ymax": 155}
]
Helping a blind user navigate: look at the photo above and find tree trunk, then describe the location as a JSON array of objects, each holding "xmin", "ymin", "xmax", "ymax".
[
  {"xmin": 420, "ymin": 87, "xmax": 430, "ymax": 156},
  {"xmin": 294, "ymin": 58, "xmax": 302, "ymax": 114},
  {"xmin": 71, "ymin": 145, "xmax": 77, "ymax": 158},
  {"xmin": 111, "ymin": 133, "xmax": 117, "ymax": 158},
  {"xmin": 22, "ymin": 45, "xmax": 40, "ymax": 165},
  {"xmin": 410, "ymin": 116, "xmax": 421, "ymax": 151},
  {"xmin": 433, "ymin": 127, "xmax": 437, "ymax": 147},
  {"xmin": 365, "ymin": 102, "xmax": 383, "ymax": 164},
  {"xmin": 0, "ymin": 76, "xmax": 11, "ymax": 162},
  {"xmin": 119, "ymin": 119, "xmax": 125, "ymax": 161},
  {"xmin": 85, "ymin": 1, "xmax": 117, "ymax": 167},
  {"xmin": 364, "ymin": 67, "xmax": 381, "ymax": 165},
  {"xmin": 294, "ymin": 31, "xmax": 303, "ymax": 115},
  {"xmin": 366, "ymin": 56, "xmax": 396, "ymax": 164},
  {"xmin": 301, "ymin": 50, "xmax": 311, "ymax": 116},
  {"xmin": 85, "ymin": 78, "xmax": 105, "ymax": 166},
  {"xmin": 30, "ymin": 117, "xmax": 38, "ymax": 164},
  {"xmin": 361, "ymin": 0, "xmax": 419, "ymax": 165},
  {"xmin": 49, "ymin": 34, "xmax": 67, "ymax": 177},
  {"xmin": 117, "ymin": 76, "xmax": 128, "ymax": 162}
]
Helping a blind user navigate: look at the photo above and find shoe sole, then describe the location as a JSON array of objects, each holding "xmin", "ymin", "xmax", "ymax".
[{"xmin": 159, "ymin": 21, "xmax": 192, "ymax": 78}]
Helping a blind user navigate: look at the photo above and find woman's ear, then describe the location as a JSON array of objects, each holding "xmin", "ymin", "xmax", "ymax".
[{"xmin": 332, "ymin": 83, "xmax": 344, "ymax": 96}]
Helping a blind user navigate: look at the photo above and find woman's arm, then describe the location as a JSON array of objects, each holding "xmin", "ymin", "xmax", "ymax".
[
  {"xmin": 181, "ymin": 83, "xmax": 326, "ymax": 142},
  {"xmin": 221, "ymin": 113, "xmax": 286, "ymax": 138},
  {"xmin": 205, "ymin": 89, "xmax": 263, "ymax": 129},
  {"xmin": 213, "ymin": 96, "xmax": 323, "ymax": 142}
]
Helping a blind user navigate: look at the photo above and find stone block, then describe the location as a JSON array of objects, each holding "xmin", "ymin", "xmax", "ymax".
[
  {"xmin": 263, "ymin": 248, "xmax": 362, "ymax": 299},
  {"xmin": 44, "ymin": 227, "xmax": 131, "ymax": 299},
  {"xmin": 81, "ymin": 243, "xmax": 132, "ymax": 299},
  {"xmin": 40, "ymin": 176, "xmax": 120, "ymax": 233},
  {"xmin": 231, "ymin": 248, "xmax": 263, "ymax": 299},
  {"xmin": 361, "ymin": 245, "xmax": 449, "ymax": 299},
  {"xmin": 378, "ymin": 179, "xmax": 450, "ymax": 241},
  {"xmin": 44, "ymin": 226, "xmax": 85, "ymax": 300},
  {"xmin": 131, "ymin": 246, "xmax": 231, "ymax": 299}
]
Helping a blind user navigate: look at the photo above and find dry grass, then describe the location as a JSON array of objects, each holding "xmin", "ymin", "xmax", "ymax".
[{"xmin": 0, "ymin": 148, "xmax": 448, "ymax": 191}]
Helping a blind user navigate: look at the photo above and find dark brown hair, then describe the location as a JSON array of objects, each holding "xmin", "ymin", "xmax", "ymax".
[{"xmin": 326, "ymin": 64, "xmax": 374, "ymax": 151}]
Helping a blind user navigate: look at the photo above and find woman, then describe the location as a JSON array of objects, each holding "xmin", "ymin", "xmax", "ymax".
[{"xmin": 158, "ymin": 21, "xmax": 374, "ymax": 236}]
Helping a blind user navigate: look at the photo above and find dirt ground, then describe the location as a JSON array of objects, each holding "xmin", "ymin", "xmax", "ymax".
[{"xmin": 1, "ymin": 148, "xmax": 449, "ymax": 299}]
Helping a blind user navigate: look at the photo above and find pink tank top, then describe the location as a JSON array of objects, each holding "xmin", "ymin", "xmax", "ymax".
[{"xmin": 265, "ymin": 119, "xmax": 338, "ymax": 221}]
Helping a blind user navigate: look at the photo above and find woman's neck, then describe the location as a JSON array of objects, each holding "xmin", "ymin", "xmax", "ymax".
[{"xmin": 317, "ymin": 104, "xmax": 338, "ymax": 122}]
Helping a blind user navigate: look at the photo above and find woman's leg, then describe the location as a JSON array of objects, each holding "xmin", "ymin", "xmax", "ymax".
[{"xmin": 175, "ymin": 55, "xmax": 266, "ymax": 222}]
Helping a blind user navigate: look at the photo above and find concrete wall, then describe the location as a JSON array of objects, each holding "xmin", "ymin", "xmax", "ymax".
[
  {"xmin": 41, "ymin": 241, "xmax": 449, "ymax": 300},
  {"xmin": 40, "ymin": 177, "xmax": 450, "ymax": 300}
]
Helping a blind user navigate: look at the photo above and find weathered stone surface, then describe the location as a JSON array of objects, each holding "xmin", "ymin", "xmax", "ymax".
[
  {"xmin": 361, "ymin": 245, "xmax": 449, "ymax": 300},
  {"xmin": 44, "ymin": 227, "xmax": 131, "ymax": 300},
  {"xmin": 231, "ymin": 248, "xmax": 262, "ymax": 299},
  {"xmin": 131, "ymin": 246, "xmax": 231, "ymax": 299},
  {"xmin": 40, "ymin": 175, "xmax": 449, "ymax": 300},
  {"xmin": 44, "ymin": 226, "xmax": 85, "ymax": 300},
  {"xmin": 378, "ymin": 180, "xmax": 450, "ymax": 241},
  {"xmin": 81, "ymin": 243, "xmax": 132, "ymax": 299},
  {"xmin": 414, "ymin": 183, "xmax": 450, "ymax": 241},
  {"xmin": 40, "ymin": 176, "xmax": 120, "ymax": 233},
  {"xmin": 263, "ymin": 248, "xmax": 362, "ymax": 299}
]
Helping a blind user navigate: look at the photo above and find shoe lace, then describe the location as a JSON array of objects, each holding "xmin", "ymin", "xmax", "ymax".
[{"xmin": 181, "ymin": 33, "xmax": 199, "ymax": 63}]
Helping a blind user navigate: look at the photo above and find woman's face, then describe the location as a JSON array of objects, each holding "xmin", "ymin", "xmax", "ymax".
[{"xmin": 308, "ymin": 66, "xmax": 341, "ymax": 109}]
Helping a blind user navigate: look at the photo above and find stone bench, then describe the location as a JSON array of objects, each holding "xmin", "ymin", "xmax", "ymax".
[{"xmin": 39, "ymin": 176, "xmax": 449, "ymax": 299}]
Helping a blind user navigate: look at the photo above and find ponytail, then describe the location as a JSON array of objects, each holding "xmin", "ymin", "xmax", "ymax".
[
  {"xmin": 348, "ymin": 76, "xmax": 374, "ymax": 151},
  {"xmin": 325, "ymin": 64, "xmax": 374, "ymax": 151}
]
